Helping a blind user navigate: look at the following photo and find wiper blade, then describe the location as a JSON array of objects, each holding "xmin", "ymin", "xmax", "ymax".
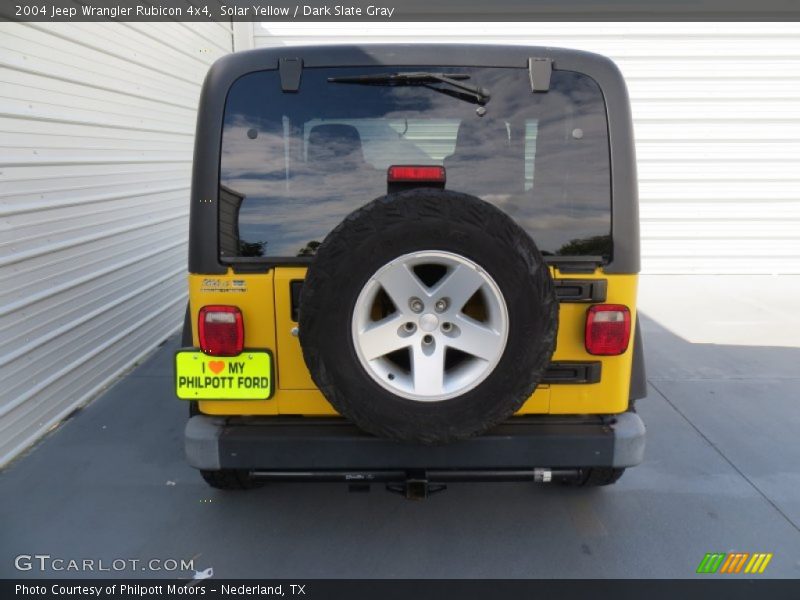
[{"xmin": 328, "ymin": 72, "xmax": 491, "ymax": 104}]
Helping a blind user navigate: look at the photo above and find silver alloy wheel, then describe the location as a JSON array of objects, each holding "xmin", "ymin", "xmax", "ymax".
[{"xmin": 351, "ymin": 251, "xmax": 509, "ymax": 402}]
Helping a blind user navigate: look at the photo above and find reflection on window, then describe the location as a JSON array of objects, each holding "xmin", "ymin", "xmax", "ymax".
[
  {"xmin": 219, "ymin": 67, "xmax": 612, "ymax": 260},
  {"xmin": 524, "ymin": 120, "xmax": 538, "ymax": 192}
]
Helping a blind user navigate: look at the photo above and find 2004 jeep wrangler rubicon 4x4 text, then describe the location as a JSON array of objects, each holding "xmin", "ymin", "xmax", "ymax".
[{"xmin": 176, "ymin": 44, "xmax": 646, "ymax": 496}]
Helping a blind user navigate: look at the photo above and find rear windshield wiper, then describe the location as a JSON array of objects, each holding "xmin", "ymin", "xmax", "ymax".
[{"xmin": 328, "ymin": 72, "xmax": 491, "ymax": 105}]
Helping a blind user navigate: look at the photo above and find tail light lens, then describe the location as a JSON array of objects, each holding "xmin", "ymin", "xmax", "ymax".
[
  {"xmin": 585, "ymin": 304, "xmax": 631, "ymax": 356},
  {"xmin": 198, "ymin": 306, "xmax": 244, "ymax": 356}
]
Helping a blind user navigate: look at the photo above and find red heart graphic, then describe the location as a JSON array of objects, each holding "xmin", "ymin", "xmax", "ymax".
[{"xmin": 208, "ymin": 361, "xmax": 225, "ymax": 374}]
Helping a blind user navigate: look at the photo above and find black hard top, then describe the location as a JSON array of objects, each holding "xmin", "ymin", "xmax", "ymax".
[{"xmin": 189, "ymin": 44, "xmax": 639, "ymax": 274}]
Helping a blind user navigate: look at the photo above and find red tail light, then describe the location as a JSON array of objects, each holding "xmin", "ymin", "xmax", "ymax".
[
  {"xmin": 585, "ymin": 304, "xmax": 631, "ymax": 356},
  {"xmin": 387, "ymin": 165, "xmax": 446, "ymax": 183},
  {"xmin": 198, "ymin": 306, "xmax": 243, "ymax": 356}
]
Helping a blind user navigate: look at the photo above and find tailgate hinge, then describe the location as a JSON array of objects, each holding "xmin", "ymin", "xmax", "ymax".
[
  {"xmin": 528, "ymin": 57, "xmax": 553, "ymax": 93},
  {"xmin": 279, "ymin": 57, "xmax": 303, "ymax": 92}
]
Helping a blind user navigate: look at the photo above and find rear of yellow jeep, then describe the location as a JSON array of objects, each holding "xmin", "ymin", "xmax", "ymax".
[
  {"xmin": 177, "ymin": 44, "xmax": 646, "ymax": 494},
  {"xmin": 186, "ymin": 268, "xmax": 639, "ymax": 418}
]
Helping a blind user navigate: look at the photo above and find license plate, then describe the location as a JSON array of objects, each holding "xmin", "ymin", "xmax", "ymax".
[{"xmin": 175, "ymin": 350, "xmax": 273, "ymax": 400}]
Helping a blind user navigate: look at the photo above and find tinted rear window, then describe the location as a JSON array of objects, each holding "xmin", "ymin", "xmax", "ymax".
[{"xmin": 219, "ymin": 66, "xmax": 611, "ymax": 259}]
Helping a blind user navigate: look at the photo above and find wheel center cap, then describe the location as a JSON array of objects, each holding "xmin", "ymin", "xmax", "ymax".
[{"xmin": 419, "ymin": 313, "xmax": 439, "ymax": 332}]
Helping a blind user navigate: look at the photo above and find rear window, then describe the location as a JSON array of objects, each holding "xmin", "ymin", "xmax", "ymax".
[{"xmin": 219, "ymin": 66, "xmax": 611, "ymax": 259}]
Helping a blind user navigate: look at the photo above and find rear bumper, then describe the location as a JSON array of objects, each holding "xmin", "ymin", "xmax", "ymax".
[{"xmin": 185, "ymin": 412, "xmax": 645, "ymax": 472}]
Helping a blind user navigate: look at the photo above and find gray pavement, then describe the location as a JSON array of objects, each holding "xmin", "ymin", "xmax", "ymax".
[{"xmin": 2, "ymin": 276, "xmax": 800, "ymax": 579}]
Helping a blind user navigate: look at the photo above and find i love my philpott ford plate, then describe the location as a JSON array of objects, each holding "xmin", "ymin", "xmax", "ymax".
[{"xmin": 174, "ymin": 350, "xmax": 273, "ymax": 400}]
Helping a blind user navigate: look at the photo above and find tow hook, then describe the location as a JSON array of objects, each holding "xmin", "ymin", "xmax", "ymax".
[{"xmin": 386, "ymin": 476, "xmax": 447, "ymax": 500}]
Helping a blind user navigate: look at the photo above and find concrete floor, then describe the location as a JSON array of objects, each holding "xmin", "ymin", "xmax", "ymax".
[{"xmin": 1, "ymin": 275, "xmax": 799, "ymax": 579}]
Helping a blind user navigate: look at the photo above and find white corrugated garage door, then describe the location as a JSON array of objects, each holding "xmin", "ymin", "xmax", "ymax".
[
  {"xmin": 251, "ymin": 22, "xmax": 800, "ymax": 275},
  {"xmin": 0, "ymin": 22, "xmax": 232, "ymax": 466}
]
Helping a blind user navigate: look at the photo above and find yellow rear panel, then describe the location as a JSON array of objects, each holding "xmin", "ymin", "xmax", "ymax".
[{"xmin": 192, "ymin": 267, "xmax": 637, "ymax": 416}]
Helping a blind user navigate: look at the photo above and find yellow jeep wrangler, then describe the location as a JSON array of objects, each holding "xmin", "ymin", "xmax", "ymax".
[{"xmin": 177, "ymin": 44, "xmax": 647, "ymax": 496}]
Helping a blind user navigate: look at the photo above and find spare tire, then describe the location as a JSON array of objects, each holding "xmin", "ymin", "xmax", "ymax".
[{"xmin": 299, "ymin": 189, "xmax": 557, "ymax": 444}]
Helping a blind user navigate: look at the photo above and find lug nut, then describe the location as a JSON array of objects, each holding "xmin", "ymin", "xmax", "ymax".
[
  {"xmin": 403, "ymin": 322, "xmax": 416, "ymax": 333},
  {"xmin": 434, "ymin": 298, "xmax": 448, "ymax": 313},
  {"xmin": 422, "ymin": 334, "xmax": 434, "ymax": 346},
  {"xmin": 409, "ymin": 298, "xmax": 424, "ymax": 313},
  {"xmin": 441, "ymin": 322, "xmax": 452, "ymax": 333}
]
